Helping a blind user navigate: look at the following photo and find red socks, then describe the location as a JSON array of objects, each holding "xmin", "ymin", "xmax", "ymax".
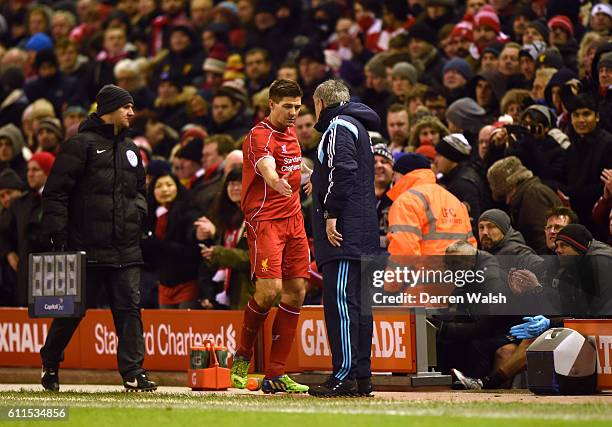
[
  {"xmin": 236, "ymin": 298, "xmax": 269, "ymax": 360},
  {"xmin": 265, "ymin": 302, "xmax": 301, "ymax": 379}
]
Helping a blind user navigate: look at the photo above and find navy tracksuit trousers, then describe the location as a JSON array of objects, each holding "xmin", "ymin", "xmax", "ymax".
[{"xmin": 321, "ymin": 259, "xmax": 373, "ymax": 380}]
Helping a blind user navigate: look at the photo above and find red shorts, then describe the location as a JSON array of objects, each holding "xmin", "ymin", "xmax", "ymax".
[{"xmin": 245, "ymin": 214, "xmax": 310, "ymax": 280}]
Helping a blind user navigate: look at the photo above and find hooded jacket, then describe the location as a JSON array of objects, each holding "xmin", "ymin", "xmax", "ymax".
[
  {"xmin": 0, "ymin": 123, "xmax": 27, "ymax": 181},
  {"xmin": 311, "ymin": 102, "xmax": 380, "ymax": 267},
  {"xmin": 42, "ymin": 114, "xmax": 147, "ymax": 267}
]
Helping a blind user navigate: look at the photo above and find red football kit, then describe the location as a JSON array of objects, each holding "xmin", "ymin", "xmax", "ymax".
[{"xmin": 241, "ymin": 118, "xmax": 309, "ymax": 279}]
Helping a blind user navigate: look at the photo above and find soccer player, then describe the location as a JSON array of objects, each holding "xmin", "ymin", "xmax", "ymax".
[{"xmin": 231, "ymin": 79, "xmax": 309, "ymax": 394}]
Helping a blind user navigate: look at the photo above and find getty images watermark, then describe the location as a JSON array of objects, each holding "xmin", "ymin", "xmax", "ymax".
[
  {"xmin": 361, "ymin": 253, "xmax": 612, "ymax": 317},
  {"xmin": 370, "ymin": 266, "xmax": 507, "ymax": 306}
]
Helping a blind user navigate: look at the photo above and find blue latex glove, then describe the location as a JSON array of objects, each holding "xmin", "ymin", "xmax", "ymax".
[
  {"xmin": 526, "ymin": 315, "xmax": 550, "ymax": 337},
  {"xmin": 509, "ymin": 316, "xmax": 534, "ymax": 339}
]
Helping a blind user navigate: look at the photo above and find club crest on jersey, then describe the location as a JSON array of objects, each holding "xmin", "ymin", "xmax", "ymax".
[
  {"xmin": 261, "ymin": 258, "xmax": 269, "ymax": 272},
  {"xmin": 281, "ymin": 144, "xmax": 287, "ymax": 153}
]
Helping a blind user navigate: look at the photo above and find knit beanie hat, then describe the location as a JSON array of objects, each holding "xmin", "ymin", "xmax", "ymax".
[
  {"xmin": 175, "ymin": 138, "xmax": 203, "ymax": 164},
  {"xmin": 373, "ymin": 143, "xmax": 394, "ymax": 165},
  {"xmin": 474, "ymin": 5, "xmax": 501, "ymax": 33},
  {"xmin": 393, "ymin": 153, "xmax": 431, "ymax": 175},
  {"xmin": 203, "ymin": 57, "xmax": 227, "ymax": 74},
  {"xmin": 526, "ymin": 20, "xmax": 550, "ymax": 41},
  {"xmin": 407, "ymin": 22, "xmax": 437, "ymax": 46},
  {"xmin": 29, "ymin": 152, "xmax": 56, "ymax": 177},
  {"xmin": 0, "ymin": 169, "xmax": 26, "ymax": 191},
  {"xmin": 486, "ymin": 156, "xmax": 533, "ymax": 201},
  {"xmin": 37, "ymin": 117, "xmax": 64, "ymax": 141},
  {"xmin": 548, "ymin": 15, "xmax": 574, "ymax": 36},
  {"xmin": 478, "ymin": 209, "xmax": 511, "ymax": 234},
  {"xmin": 445, "ymin": 97, "xmax": 486, "ymax": 133},
  {"xmin": 415, "ymin": 144, "xmax": 437, "ymax": 161},
  {"xmin": 442, "ymin": 58, "xmax": 473, "ymax": 81},
  {"xmin": 555, "ymin": 224, "xmax": 593, "ymax": 254},
  {"xmin": 0, "ymin": 123, "xmax": 25, "ymax": 154},
  {"xmin": 592, "ymin": 3, "xmax": 612, "ymax": 19},
  {"xmin": 599, "ymin": 52, "xmax": 612, "ymax": 72},
  {"xmin": 96, "ymin": 84, "xmax": 134, "ymax": 116},
  {"xmin": 391, "ymin": 62, "xmax": 418, "ymax": 85},
  {"xmin": 450, "ymin": 21, "xmax": 473, "ymax": 41},
  {"xmin": 435, "ymin": 133, "xmax": 471, "ymax": 162},
  {"xmin": 146, "ymin": 159, "xmax": 172, "ymax": 178},
  {"xmin": 365, "ymin": 54, "xmax": 387, "ymax": 78}
]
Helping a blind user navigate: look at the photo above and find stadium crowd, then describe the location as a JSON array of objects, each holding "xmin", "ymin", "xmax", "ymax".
[{"xmin": 0, "ymin": 0, "xmax": 612, "ymax": 389}]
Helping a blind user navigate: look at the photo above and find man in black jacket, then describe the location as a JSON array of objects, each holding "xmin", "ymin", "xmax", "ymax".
[
  {"xmin": 434, "ymin": 133, "xmax": 491, "ymax": 235},
  {"xmin": 309, "ymin": 79, "xmax": 380, "ymax": 397},
  {"xmin": 39, "ymin": 85, "xmax": 156, "ymax": 392}
]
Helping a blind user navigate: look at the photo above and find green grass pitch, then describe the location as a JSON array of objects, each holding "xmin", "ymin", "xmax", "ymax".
[{"xmin": 1, "ymin": 391, "xmax": 612, "ymax": 426}]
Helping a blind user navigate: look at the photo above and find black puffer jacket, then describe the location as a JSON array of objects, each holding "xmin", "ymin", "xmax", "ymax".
[
  {"xmin": 42, "ymin": 114, "xmax": 147, "ymax": 267},
  {"xmin": 312, "ymin": 102, "xmax": 381, "ymax": 267}
]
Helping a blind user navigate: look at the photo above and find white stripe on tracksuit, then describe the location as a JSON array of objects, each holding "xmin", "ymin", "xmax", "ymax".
[{"xmin": 336, "ymin": 260, "xmax": 351, "ymax": 380}]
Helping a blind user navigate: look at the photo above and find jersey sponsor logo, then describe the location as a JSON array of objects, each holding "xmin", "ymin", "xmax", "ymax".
[
  {"xmin": 261, "ymin": 258, "xmax": 269, "ymax": 272},
  {"xmin": 126, "ymin": 150, "xmax": 138, "ymax": 167}
]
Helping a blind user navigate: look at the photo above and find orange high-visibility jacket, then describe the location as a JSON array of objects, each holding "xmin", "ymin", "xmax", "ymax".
[{"xmin": 386, "ymin": 169, "xmax": 476, "ymax": 255}]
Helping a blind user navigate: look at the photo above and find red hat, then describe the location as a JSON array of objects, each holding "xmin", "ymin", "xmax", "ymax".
[
  {"xmin": 474, "ymin": 5, "xmax": 500, "ymax": 34},
  {"xmin": 547, "ymin": 15, "xmax": 574, "ymax": 36},
  {"xmin": 29, "ymin": 152, "xmax": 56, "ymax": 177},
  {"xmin": 450, "ymin": 21, "xmax": 473, "ymax": 41},
  {"xmin": 415, "ymin": 144, "xmax": 437, "ymax": 161}
]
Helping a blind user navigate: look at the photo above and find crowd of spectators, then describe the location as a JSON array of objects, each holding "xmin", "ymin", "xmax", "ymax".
[{"xmin": 0, "ymin": 0, "xmax": 612, "ymax": 387}]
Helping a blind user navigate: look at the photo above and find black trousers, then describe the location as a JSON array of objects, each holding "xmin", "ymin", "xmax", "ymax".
[
  {"xmin": 321, "ymin": 260, "xmax": 373, "ymax": 380},
  {"xmin": 40, "ymin": 265, "xmax": 145, "ymax": 380}
]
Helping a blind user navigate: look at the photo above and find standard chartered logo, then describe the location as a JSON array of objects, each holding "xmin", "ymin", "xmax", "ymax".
[{"xmin": 94, "ymin": 323, "xmax": 237, "ymax": 355}]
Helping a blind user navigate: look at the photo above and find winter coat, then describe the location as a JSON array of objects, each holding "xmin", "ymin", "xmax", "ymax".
[
  {"xmin": 153, "ymin": 48, "xmax": 205, "ymax": 88},
  {"xmin": 509, "ymin": 176, "xmax": 561, "ymax": 254},
  {"xmin": 0, "ymin": 191, "xmax": 48, "ymax": 305},
  {"xmin": 507, "ymin": 134, "xmax": 567, "ymax": 191},
  {"xmin": 562, "ymin": 127, "xmax": 612, "ymax": 240},
  {"xmin": 24, "ymin": 73, "xmax": 82, "ymax": 117},
  {"xmin": 487, "ymin": 227, "xmax": 545, "ymax": 273},
  {"xmin": 42, "ymin": 114, "xmax": 147, "ymax": 267},
  {"xmin": 311, "ymin": 102, "xmax": 381, "ymax": 267},
  {"xmin": 438, "ymin": 161, "xmax": 491, "ymax": 234},
  {"xmin": 142, "ymin": 196, "xmax": 201, "ymax": 287},
  {"xmin": 387, "ymin": 169, "xmax": 476, "ymax": 256},
  {"xmin": 206, "ymin": 226, "xmax": 253, "ymax": 310},
  {"xmin": 550, "ymin": 240, "xmax": 612, "ymax": 317},
  {"xmin": 207, "ymin": 109, "xmax": 252, "ymax": 141},
  {"xmin": 0, "ymin": 89, "xmax": 29, "ymax": 128}
]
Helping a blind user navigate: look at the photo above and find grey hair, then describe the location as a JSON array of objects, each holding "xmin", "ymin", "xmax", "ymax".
[{"xmin": 313, "ymin": 79, "xmax": 350, "ymax": 105}]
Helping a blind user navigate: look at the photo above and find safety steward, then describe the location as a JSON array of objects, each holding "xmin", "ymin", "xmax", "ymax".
[{"xmin": 387, "ymin": 153, "xmax": 476, "ymax": 255}]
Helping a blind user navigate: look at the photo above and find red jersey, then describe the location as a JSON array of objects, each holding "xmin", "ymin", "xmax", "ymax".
[{"xmin": 241, "ymin": 118, "xmax": 302, "ymax": 222}]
